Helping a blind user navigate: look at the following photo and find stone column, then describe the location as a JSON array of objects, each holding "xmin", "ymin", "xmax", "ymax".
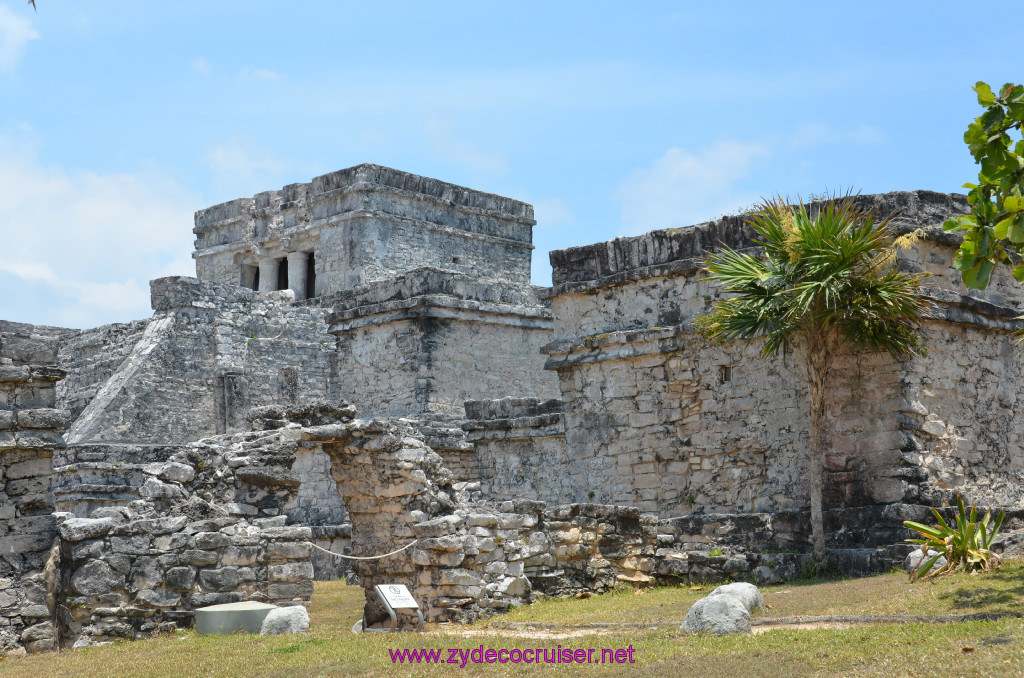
[
  {"xmin": 258, "ymin": 258, "xmax": 279, "ymax": 293},
  {"xmin": 287, "ymin": 251, "xmax": 308, "ymax": 301}
]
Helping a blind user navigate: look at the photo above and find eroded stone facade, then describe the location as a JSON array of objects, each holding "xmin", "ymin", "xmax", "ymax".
[{"xmin": 5, "ymin": 168, "xmax": 1024, "ymax": 654}]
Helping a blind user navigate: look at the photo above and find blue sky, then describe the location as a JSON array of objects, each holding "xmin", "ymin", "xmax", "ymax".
[{"xmin": 0, "ymin": 1, "xmax": 1020, "ymax": 328}]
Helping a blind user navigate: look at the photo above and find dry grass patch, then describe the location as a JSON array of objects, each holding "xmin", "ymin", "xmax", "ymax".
[
  {"xmin": 2, "ymin": 561, "xmax": 1024, "ymax": 677},
  {"xmin": 483, "ymin": 559, "xmax": 1024, "ymax": 627}
]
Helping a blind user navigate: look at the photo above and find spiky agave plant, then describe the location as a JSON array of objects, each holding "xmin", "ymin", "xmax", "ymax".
[
  {"xmin": 696, "ymin": 195, "xmax": 931, "ymax": 572},
  {"xmin": 904, "ymin": 495, "xmax": 1004, "ymax": 581}
]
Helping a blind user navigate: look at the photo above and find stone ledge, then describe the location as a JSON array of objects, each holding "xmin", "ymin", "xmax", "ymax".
[
  {"xmin": 327, "ymin": 296, "xmax": 553, "ymax": 332},
  {"xmin": 549, "ymin": 191, "xmax": 970, "ymax": 296},
  {"xmin": 194, "ymin": 163, "xmax": 535, "ymax": 236},
  {"xmin": 329, "ymin": 268, "xmax": 545, "ymax": 310}
]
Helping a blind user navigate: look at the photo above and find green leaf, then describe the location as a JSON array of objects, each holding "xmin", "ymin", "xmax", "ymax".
[
  {"xmin": 1009, "ymin": 221, "xmax": 1024, "ymax": 244},
  {"xmin": 915, "ymin": 553, "xmax": 945, "ymax": 581},
  {"xmin": 1005, "ymin": 195, "xmax": 1023, "ymax": 212},
  {"xmin": 975, "ymin": 81, "xmax": 996, "ymax": 106},
  {"xmin": 904, "ymin": 521, "xmax": 946, "ymax": 540},
  {"xmin": 1012, "ymin": 264, "xmax": 1024, "ymax": 283},
  {"xmin": 995, "ymin": 216, "xmax": 1013, "ymax": 239},
  {"xmin": 962, "ymin": 259, "xmax": 995, "ymax": 289},
  {"xmin": 944, "ymin": 215, "xmax": 975, "ymax": 232}
]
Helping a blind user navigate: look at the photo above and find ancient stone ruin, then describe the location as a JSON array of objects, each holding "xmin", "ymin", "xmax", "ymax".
[{"xmin": 4, "ymin": 164, "xmax": 1024, "ymax": 654}]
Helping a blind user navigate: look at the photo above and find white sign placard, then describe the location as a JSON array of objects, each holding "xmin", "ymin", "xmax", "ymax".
[{"xmin": 379, "ymin": 584, "xmax": 419, "ymax": 609}]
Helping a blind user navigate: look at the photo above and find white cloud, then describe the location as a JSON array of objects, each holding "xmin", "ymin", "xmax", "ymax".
[
  {"xmin": 425, "ymin": 117, "xmax": 507, "ymax": 174},
  {"xmin": 239, "ymin": 67, "xmax": 282, "ymax": 83},
  {"xmin": 789, "ymin": 122, "xmax": 885, "ymax": 149},
  {"xmin": 0, "ymin": 4, "xmax": 38, "ymax": 73},
  {"xmin": 533, "ymin": 197, "xmax": 575, "ymax": 226},
  {"xmin": 0, "ymin": 134, "xmax": 198, "ymax": 328},
  {"xmin": 616, "ymin": 141, "xmax": 771, "ymax": 234},
  {"xmin": 205, "ymin": 136, "xmax": 291, "ymax": 200},
  {"xmin": 190, "ymin": 57, "xmax": 210, "ymax": 75}
]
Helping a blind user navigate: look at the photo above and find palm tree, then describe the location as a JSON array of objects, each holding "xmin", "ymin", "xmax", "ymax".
[{"xmin": 695, "ymin": 196, "xmax": 929, "ymax": 572}]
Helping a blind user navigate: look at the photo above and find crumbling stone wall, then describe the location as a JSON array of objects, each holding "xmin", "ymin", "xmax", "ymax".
[
  {"xmin": 300, "ymin": 407, "xmax": 908, "ymax": 625},
  {"xmin": 67, "ymin": 277, "xmax": 334, "ymax": 445},
  {"xmin": 463, "ymin": 398, "xmax": 569, "ymax": 504},
  {"xmin": 56, "ymin": 422, "xmax": 314, "ymax": 648},
  {"xmin": 0, "ymin": 325, "xmax": 70, "ymax": 657},
  {"xmin": 893, "ymin": 318, "xmax": 1024, "ymax": 508},
  {"xmin": 56, "ymin": 319, "xmax": 150, "ymax": 419}
]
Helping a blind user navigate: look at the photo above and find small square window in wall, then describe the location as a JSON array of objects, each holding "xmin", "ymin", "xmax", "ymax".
[{"xmin": 718, "ymin": 365, "xmax": 733, "ymax": 384}]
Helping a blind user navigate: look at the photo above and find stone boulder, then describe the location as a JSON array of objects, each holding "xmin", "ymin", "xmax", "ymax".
[
  {"xmin": 681, "ymin": 595, "xmax": 751, "ymax": 635},
  {"xmin": 905, "ymin": 549, "xmax": 948, "ymax": 576},
  {"xmin": 260, "ymin": 606, "xmax": 310, "ymax": 636},
  {"xmin": 60, "ymin": 517, "xmax": 114, "ymax": 542},
  {"xmin": 706, "ymin": 582, "xmax": 764, "ymax": 613}
]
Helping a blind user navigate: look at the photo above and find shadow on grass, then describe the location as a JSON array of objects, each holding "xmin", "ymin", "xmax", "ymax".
[{"xmin": 936, "ymin": 565, "xmax": 1024, "ymax": 613}]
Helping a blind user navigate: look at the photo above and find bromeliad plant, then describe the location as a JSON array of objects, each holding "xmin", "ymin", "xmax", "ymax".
[{"xmin": 903, "ymin": 495, "xmax": 1004, "ymax": 581}]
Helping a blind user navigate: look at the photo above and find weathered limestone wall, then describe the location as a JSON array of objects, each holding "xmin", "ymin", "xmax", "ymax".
[
  {"xmin": 56, "ymin": 423, "xmax": 315, "ymax": 648},
  {"xmin": 893, "ymin": 319, "xmax": 1024, "ymax": 509},
  {"xmin": 463, "ymin": 398, "xmax": 569, "ymax": 504},
  {"xmin": 301, "ymin": 402, "xmax": 919, "ymax": 625},
  {"xmin": 544, "ymin": 328, "xmax": 908, "ymax": 515},
  {"xmin": 193, "ymin": 164, "xmax": 536, "ymax": 294},
  {"xmin": 285, "ymin": 442, "xmax": 348, "ymax": 527},
  {"xmin": 328, "ymin": 268, "xmax": 559, "ymax": 418},
  {"xmin": 66, "ymin": 277, "xmax": 334, "ymax": 445},
  {"xmin": 0, "ymin": 325, "xmax": 71, "ymax": 657},
  {"xmin": 544, "ymin": 190, "xmax": 1024, "ymax": 517},
  {"xmin": 56, "ymin": 320, "xmax": 150, "ymax": 419}
]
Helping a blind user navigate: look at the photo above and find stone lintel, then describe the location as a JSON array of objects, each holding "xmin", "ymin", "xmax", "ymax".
[
  {"xmin": 463, "ymin": 421, "xmax": 565, "ymax": 442},
  {"xmin": 327, "ymin": 296, "xmax": 553, "ymax": 333},
  {"xmin": 543, "ymin": 291, "xmax": 1024, "ymax": 369},
  {"xmin": 462, "ymin": 397, "xmax": 564, "ymax": 440}
]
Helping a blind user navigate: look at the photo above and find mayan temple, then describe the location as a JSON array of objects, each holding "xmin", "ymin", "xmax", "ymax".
[{"xmin": 2, "ymin": 164, "xmax": 1023, "ymax": 655}]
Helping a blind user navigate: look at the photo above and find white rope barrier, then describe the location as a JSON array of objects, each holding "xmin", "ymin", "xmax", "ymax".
[{"xmin": 310, "ymin": 539, "xmax": 419, "ymax": 560}]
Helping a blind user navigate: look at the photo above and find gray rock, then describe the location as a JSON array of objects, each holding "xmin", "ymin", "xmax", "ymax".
[
  {"xmin": 90, "ymin": 506, "xmax": 134, "ymax": 523},
  {"xmin": 235, "ymin": 465, "xmax": 300, "ymax": 489},
  {"xmin": 143, "ymin": 462, "xmax": 195, "ymax": 484},
  {"xmin": 706, "ymin": 582, "xmax": 764, "ymax": 613},
  {"xmin": 71, "ymin": 560, "xmax": 125, "ymax": 596},
  {"xmin": 682, "ymin": 595, "xmax": 751, "ymax": 635},
  {"xmin": 260, "ymin": 605, "xmax": 310, "ymax": 636},
  {"xmin": 60, "ymin": 517, "xmax": 114, "ymax": 543},
  {"xmin": 905, "ymin": 549, "xmax": 948, "ymax": 576},
  {"xmin": 139, "ymin": 477, "xmax": 185, "ymax": 499}
]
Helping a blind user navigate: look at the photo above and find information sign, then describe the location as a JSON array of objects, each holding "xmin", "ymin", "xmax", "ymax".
[{"xmin": 378, "ymin": 584, "xmax": 419, "ymax": 609}]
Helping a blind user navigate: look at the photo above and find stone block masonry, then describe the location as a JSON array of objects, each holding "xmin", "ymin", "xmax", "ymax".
[
  {"xmin": 0, "ymin": 325, "xmax": 71, "ymax": 657},
  {"xmin": 543, "ymin": 190, "xmax": 1024, "ymax": 516},
  {"xmin": 463, "ymin": 397, "xmax": 570, "ymax": 504},
  {"xmin": 66, "ymin": 277, "xmax": 335, "ymax": 445},
  {"xmin": 328, "ymin": 267, "xmax": 559, "ymax": 420},
  {"xmin": 56, "ymin": 319, "xmax": 150, "ymax": 419},
  {"xmin": 55, "ymin": 418, "xmax": 318, "ymax": 648},
  {"xmin": 8, "ymin": 163, "xmax": 1024, "ymax": 651},
  {"xmin": 193, "ymin": 164, "xmax": 537, "ymax": 295}
]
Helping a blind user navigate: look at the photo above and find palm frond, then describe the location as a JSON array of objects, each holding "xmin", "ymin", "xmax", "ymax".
[{"xmin": 697, "ymin": 194, "xmax": 927, "ymax": 362}]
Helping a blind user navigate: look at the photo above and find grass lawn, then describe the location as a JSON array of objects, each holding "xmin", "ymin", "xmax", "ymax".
[{"xmin": 2, "ymin": 561, "xmax": 1024, "ymax": 677}]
